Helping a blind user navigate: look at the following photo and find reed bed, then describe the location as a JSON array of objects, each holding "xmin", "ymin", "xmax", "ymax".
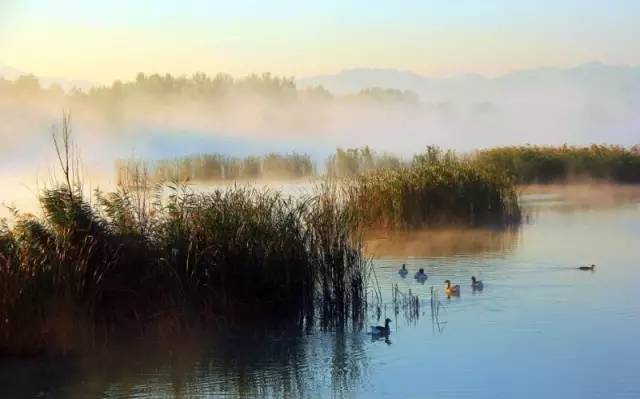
[
  {"xmin": 325, "ymin": 146, "xmax": 403, "ymax": 178},
  {"xmin": 116, "ymin": 152, "xmax": 314, "ymax": 185},
  {"xmin": 0, "ymin": 122, "xmax": 369, "ymax": 355},
  {"xmin": 343, "ymin": 147, "xmax": 521, "ymax": 229},
  {"xmin": 476, "ymin": 145, "xmax": 640, "ymax": 184},
  {"xmin": 0, "ymin": 184, "xmax": 370, "ymax": 355}
]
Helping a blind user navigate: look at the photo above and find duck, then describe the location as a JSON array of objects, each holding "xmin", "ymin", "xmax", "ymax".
[
  {"xmin": 414, "ymin": 268, "xmax": 428, "ymax": 281},
  {"xmin": 444, "ymin": 279, "xmax": 460, "ymax": 295},
  {"xmin": 471, "ymin": 276, "xmax": 484, "ymax": 290},
  {"xmin": 371, "ymin": 318, "xmax": 392, "ymax": 335},
  {"xmin": 577, "ymin": 264, "xmax": 596, "ymax": 271},
  {"xmin": 398, "ymin": 264, "xmax": 408, "ymax": 277}
]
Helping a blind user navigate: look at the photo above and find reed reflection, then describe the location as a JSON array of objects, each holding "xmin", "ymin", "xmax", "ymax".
[{"xmin": 1, "ymin": 327, "xmax": 370, "ymax": 399}]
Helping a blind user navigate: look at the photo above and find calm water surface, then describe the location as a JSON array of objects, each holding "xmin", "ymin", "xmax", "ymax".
[{"xmin": 2, "ymin": 194, "xmax": 640, "ymax": 398}]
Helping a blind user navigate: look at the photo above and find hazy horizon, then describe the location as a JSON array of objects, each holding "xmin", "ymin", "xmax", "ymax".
[
  {"xmin": 2, "ymin": 1, "xmax": 640, "ymax": 82},
  {"xmin": 3, "ymin": 60, "xmax": 640, "ymax": 90},
  {"xmin": 2, "ymin": 62, "xmax": 639, "ymax": 174}
]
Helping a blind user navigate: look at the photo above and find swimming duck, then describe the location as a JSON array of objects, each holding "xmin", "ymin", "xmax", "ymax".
[
  {"xmin": 398, "ymin": 264, "xmax": 408, "ymax": 277},
  {"xmin": 414, "ymin": 268, "xmax": 428, "ymax": 281},
  {"xmin": 444, "ymin": 279, "xmax": 460, "ymax": 295},
  {"xmin": 471, "ymin": 276, "xmax": 483, "ymax": 290},
  {"xmin": 577, "ymin": 264, "xmax": 596, "ymax": 271},
  {"xmin": 372, "ymin": 318, "xmax": 392, "ymax": 335}
]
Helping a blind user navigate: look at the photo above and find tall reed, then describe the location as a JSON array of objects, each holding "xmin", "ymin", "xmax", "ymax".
[
  {"xmin": 0, "ymin": 184, "xmax": 370, "ymax": 354},
  {"xmin": 344, "ymin": 146, "xmax": 521, "ymax": 229},
  {"xmin": 475, "ymin": 145, "xmax": 640, "ymax": 184},
  {"xmin": 0, "ymin": 119, "xmax": 369, "ymax": 355},
  {"xmin": 116, "ymin": 152, "xmax": 315, "ymax": 185}
]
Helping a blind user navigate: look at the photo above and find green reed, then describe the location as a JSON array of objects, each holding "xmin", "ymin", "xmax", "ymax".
[
  {"xmin": 0, "ymin": 119, "xmax": 368, "ymax": 355},
  {"xmin": 475, "ymin": 144, "xmax": 640, "ymax": 184},
  {"xmin": 0, "ymin": 183, "xmax": 370, "ymax": 355},
  {"xmin": 343, "ymin": 146, "xmax": 521, "ymax": 229},
  {"xmin": 116, "ymin": 152, "xmax": 315, "ymax": 185}
]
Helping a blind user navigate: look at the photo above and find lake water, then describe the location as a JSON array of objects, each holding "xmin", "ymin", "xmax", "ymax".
[{"xmin": 2, "ymin": 190, "xmax": 640, "ymax": 398}]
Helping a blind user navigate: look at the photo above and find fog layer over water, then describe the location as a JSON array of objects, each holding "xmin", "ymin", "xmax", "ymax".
[
  {"xmin": 2, "ymin": 63, "xmax": 639, "ymax": 189},
  {"xmin": 2, "ymin": 190, "xmax": 639, "ymax": 398}
]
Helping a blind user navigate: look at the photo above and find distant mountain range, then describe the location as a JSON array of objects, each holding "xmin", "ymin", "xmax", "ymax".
[
  {"xmin": 298, "ymin": 62, "xmax": 640, "ymax": 103},
  {"xmin": 296, "ymin": 62, "xmax": 640, "ymax": 147}
]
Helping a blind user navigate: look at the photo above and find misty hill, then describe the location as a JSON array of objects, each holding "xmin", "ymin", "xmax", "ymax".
[
  {"xmin": 298, "ymin": 63, "xmax": 640, "ymax": 103},
  {"xmin": 298, "ymin": 63, "xmax": 640, "ymax": 147}
]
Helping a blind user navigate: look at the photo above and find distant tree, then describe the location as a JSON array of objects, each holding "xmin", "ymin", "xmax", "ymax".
[
  {"xmin": 14, "ymin": 74, "xmax": 40, "ymax": 93},
  {"xmin": 301, "ymin": 85, "xmax": 333, "ymax": 101}
]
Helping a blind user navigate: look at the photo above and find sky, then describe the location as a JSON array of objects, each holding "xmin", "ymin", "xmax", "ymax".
[{"xmin": 1, "ymin": 0, "xmax": 639, "ymax": 83}]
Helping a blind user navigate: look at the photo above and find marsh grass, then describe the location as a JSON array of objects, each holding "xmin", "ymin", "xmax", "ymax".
[
  {"xmin": 0, "ymin": 184, "xmax": 373, "ymax": 354},
  {"xmin": 116, "ymin": 152, "xmax": 315, "ymax": 185},
  {"xmin": 344, "ymin": 146, "xmax": 521, "ymax": 229},
  {"xmin": 476, "ymin": 145, "xmax": 640, "ymax": 184},
  {"xmin": 392, "ymin": 284, "xmax": 420, "ymax": 324},
  {"xmin": 0, "ymin": 120, "xmax": 369, "ymax": 355},
  {"xmin": 0, "ymin": 184, "xmax": 371, "ymax": 354},
  {"xmin": 326, "ymin": 146, "xmax": 403, "ymax": 178}
]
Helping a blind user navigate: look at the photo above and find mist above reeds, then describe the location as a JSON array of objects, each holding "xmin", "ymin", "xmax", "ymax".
[
  {"xmin": 0, "ymin": 73, "xmax": 421, "ymax": 167},
  {"xmin": 3, "ymin": 66, "xmax": 639, "ymax": 177},
  {"xmin": 2, "ymin": 69, "xmax": 638, "ymax": 220}
]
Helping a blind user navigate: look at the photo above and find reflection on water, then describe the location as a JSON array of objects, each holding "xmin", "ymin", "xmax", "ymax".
[
  {"xmin": 365, "ymin": 227, "xmax": 520, "ymax": 258},
  {"xmin": 521, "ymin": 183, "xmax": 640, "ymax": 209},
  {"xmin": 2, "ymin": 191, "xmax": 640, "ymax": 398},
  {"xmin": 1, "ymin": 331, "xmax": 369, "ymax": 398}
]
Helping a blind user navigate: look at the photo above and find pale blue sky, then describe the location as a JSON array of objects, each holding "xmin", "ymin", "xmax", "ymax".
[{"xmin": 1, "ymin": 0, "xmax": 638, "ymax": 82}]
